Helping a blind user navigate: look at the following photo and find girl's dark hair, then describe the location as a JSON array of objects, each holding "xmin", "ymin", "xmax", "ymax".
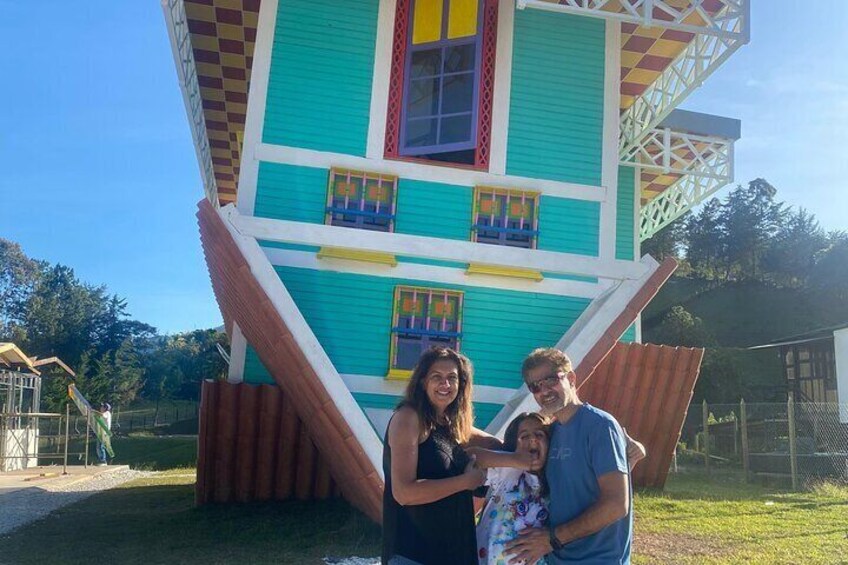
[
  {"xmin": 398, "ymin": 347, "xmax": 474, "ymax": 444},
  {"xmin": 503, "ymin": 412, "xmax": 551, "ymax": 495}
]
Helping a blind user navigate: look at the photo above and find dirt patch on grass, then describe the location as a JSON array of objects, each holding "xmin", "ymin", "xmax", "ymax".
[{"xmin": 634, "ymin": 531, "xmax": 736, "ymax": 563}]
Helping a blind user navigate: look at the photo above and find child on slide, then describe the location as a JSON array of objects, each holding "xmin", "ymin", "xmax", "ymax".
[{"xmin": 466, "ymin": 412, "xmax": 551, "ymax": 565}]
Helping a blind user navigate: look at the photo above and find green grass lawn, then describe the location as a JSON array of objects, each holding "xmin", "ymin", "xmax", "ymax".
[
  {"xmin": 42, "ymin": 434, "xmax": 197, "ymax": 471},
  {"xmin": 3, "ymin": 452, "xmax": 846, "ymax": 564},
  {"xmin": 633, "ymin": 469, "xmax": 848, "ymax": 564}
]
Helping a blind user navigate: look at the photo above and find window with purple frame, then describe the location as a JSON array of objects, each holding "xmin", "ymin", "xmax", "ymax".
[
  {"xmin": 400, "ymin": 0, "xmax": 483, "ymax": 164},
  {"xmin": 391, "ymin": 287, "xmax": 463, "ymax": 371},
  {"xmin": 472, "ymin": 188, "xmax": 539, "ymax": 249},
  {"xmin": 326, "ymin": 169, "xmax": 397, "ymax": 232}
]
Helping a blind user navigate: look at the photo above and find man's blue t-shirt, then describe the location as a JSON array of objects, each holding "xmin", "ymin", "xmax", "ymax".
[{"xmin": 545, "ymin": 404, "xmax": 632, "ymax": 565}]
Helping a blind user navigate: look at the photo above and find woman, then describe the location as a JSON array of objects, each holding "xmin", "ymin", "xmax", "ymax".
[{"xmin": 382, "ymin": 347, "xmax": 496, "ymax": 565}]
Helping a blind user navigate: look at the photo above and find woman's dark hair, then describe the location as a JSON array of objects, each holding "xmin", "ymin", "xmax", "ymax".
[
  {"xmin": 399, "ymin": 347, "xmax": 474, "ymax": 444},
  {"xmin": 503, "ymin": 412, "xmax": 551, "ymax": 494}
]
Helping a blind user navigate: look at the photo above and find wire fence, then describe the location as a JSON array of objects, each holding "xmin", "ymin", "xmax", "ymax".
[{"xmin": 676, "ymin": 397, "xmax": 848, "ymax": 489}]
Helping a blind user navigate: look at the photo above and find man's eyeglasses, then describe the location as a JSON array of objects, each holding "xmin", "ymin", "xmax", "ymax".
[{"xmin": 526, "ymin": 372, "xmax": 563, "ymax": 393}]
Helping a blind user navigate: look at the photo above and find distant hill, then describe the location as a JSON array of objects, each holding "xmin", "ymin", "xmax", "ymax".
[{"xmin": 644, "ymin": 278, "xmax": 848, "ymax": 348}]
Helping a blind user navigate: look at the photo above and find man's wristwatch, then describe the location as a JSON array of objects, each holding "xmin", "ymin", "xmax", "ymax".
[{"xmin": 548, "ymin": 524, "xmax": 564, "ymax": 551}]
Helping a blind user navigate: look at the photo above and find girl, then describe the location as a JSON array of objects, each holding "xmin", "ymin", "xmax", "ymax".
[
  {"xmin": 468, "ymin": 412, "xmax": 551, "ymax": 565},
  {"xmin": 382, "ymin": 347, "xmax": 498, "ymax": 565}
]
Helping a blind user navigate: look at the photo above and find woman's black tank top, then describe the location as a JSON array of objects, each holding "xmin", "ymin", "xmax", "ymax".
[{"xmin": 382, "ymin": 417, "xmax": 477, "ymax": 565}]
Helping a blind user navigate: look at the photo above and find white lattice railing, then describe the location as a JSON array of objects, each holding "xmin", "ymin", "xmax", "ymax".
[
  {"xmin": 518, "ymin": 0, "xmax": 747, "ymax": 39},
  {"xmin": 619, "ymin": 0, "xmax": 749, "ymax": 157},
  {"xmin": 639, "ymin": 163, "xmax": 731, "ymax": 241},
  {"xmin": 621, "ymin": 127, "xmax": 733, "ymax": 180},
  {"xmin": 162, "ymin": 0, "xmax": 219, "ymax": 205}
]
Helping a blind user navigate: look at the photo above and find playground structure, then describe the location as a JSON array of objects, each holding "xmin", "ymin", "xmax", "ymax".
[
  {"xmin": 164, "ymin": 0, "xmax": 748, "ymax": 521},
  {"xmin": 0, "ymin": 343, "xmax": 74, "ymax": 472}
]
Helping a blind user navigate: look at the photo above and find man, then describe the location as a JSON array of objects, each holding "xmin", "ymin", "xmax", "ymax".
[
  {"xmin": 506, "ymin": 348, "xmax": 636, "ymax": 564},
  {"xmin": 95, "ymin": 402, "xmax": 112, "ymax": 466}
]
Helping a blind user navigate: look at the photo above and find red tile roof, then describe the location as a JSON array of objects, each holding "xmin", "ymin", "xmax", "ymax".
[{"xmin": 579, "ymin": 342, "xmax": 705, "ymax": 488}]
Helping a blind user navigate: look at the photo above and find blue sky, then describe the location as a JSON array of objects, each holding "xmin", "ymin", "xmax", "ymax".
[{"xmin": 1, "ymin": 2, "xmax": 846, "ymax": 334}]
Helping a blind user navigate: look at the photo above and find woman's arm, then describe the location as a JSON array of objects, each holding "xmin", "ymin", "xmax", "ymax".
[
  {"xmin": 389, "ymin": 408, "xmax": 486, "ymax": 506},
  {"xmin": 465, "ymin": 447, "xmax": 538, "ymax": 470}
]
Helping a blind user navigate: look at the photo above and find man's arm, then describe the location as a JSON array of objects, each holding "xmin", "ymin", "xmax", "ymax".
[{"xmin": 504, "ymin": 471, "xmax": 629, "ymax": 563}]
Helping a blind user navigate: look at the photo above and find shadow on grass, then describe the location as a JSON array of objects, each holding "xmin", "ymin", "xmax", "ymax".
[{"xmin": 0, "ymin": 481, "xmax": 381, "ymax": 565}]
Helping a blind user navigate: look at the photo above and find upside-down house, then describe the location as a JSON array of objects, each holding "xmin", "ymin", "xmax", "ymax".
[{"xmin": 163, "ymin": 0, "xmax": 747, "ymax": 521}]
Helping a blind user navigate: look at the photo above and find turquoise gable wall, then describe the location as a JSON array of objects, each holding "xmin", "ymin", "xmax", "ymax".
[
  {"xmin": 537, "ymin": 197, "xmax": 600, "ymax": 256},
  {"xmin": 254, "ymin": 162, "xmax": 327, "ymax": 222},
  {"xmin": 265, "ymin": 266, "xmax": 590, "ymax": 389},
  {"xmin": 262, "ymin": 0, "xmax": 378, "ymax": 155},
  {"xmin": 394, "ymin": 179, "xmax": 472, "ymax": 241},
  {"xmin": 254, "ymin": 163, "xmax": 599, "ymax": 255},
  {"xmin": 616, "ymin": 165, "xmax": 636, "ymax": 260},
  {"xmin": 506, "ymin": 10, "xmax": 605, "ymax": 186}
]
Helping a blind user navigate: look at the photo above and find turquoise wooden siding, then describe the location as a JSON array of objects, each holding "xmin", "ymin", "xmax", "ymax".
[
  {"xmin": 537, "ymin": 197, "xmax": 600, "ymax": 256},
  {"xmin": 394, "ymin": 180, "xmax": 472, "ymax": 241},
  {"xmin": 616, "ymin": 166, "xmax": 636, "ymax": 260},
  {"xmin": 244, "ymin": 346, "xmax": 275, "ymax": 385},
  {"xmin": 620, "ymin": 324, "xmax": 637, "ymax": 343},
  {"xmin": 254, "ymin": 163, "xmax": 474, "ymax": 241},
  {"xmin": 254, "ymin": 162, "xmax": 327, "ymax": 222},
  {"xmin": 263, "ymin": 0, "xmax": 378, "ymax": 155},
  {"xmin": 507, "ymin": 11, "xmax": 605, "ymax": 186},
  {"xmin": 354, "ymin": 392, "xmax": 501, "ymax": 430},
  {"xmin": 274, "ymin": 266, "xmax": 590, "ymax": 389}
]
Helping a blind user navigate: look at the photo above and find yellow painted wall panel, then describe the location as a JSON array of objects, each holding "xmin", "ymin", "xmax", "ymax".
[
  {"xmin": 448, "ymin": 0, "xmax": 478, "ymax": 39},
  {"xmin": 412, "ymin": 0, "xmax": 443, "ymax": 44}
]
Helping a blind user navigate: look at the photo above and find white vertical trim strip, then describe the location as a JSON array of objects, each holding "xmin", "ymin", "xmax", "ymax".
[
  {"xmin": 489, "ymin": 0, "xmax": 515, "ymax": 175},
  {"xmin": 236, "ymin": 0, "xmax": 279, "ymax": 216},
  {"xmin": 599, "ymin": 19, "xmax": 621, "ymax": 262},
  {"xmin": 366, "ymin": 0, "xmax": 396, "ymax": 160},
  {"xmin": 227, "ymin": 323, "xmax": 247, "ymax": 383}
]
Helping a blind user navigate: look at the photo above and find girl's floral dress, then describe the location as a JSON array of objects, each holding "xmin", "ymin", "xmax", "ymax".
[{"xmin": 475, "ymin": 467, "xmax": 549, "ymax": 565}]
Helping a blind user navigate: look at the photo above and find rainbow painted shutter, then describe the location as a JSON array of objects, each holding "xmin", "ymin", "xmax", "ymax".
[
  {"xmin": 326, "ymin": 169, "xmax": 397, "ymax": 232},
  {"xmin": 472, "ymin": 188, "xmax": 539, "ymax": 248},
  {"xmin": 390, "ymin": 286, "xmax": 464, "ymax": 371}
]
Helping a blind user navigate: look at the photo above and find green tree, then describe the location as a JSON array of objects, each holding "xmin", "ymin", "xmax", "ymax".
[
  {"xmin": 0, "ymin": 238, "xmax": 43, "ymax": 342},
  {"xmin": 762, "ymin": 207, "xmax": 828, "ymax": 287},
  {"xmin": 719, "ymin": 178, "xmax": 785, "ymax": 281},
  {"xmin": 652, "ymin": 305, "xmax": 714, "ymax": 347},
  {"xmin": 811, "ymin": 232, "xmax": 848, "ymax": 303},
  {"xmin": 685, "ymin": 198, "xmax": 724, "ymax": 279}
]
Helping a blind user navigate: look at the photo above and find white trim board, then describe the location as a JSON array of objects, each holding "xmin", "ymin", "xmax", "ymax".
[
  {"xmin": 236, "ymin": 0, "xmax": 278, "ymax": 216},
  {"xmin": 341, "ymin": 373, "xmax": 516, "ymax": 405},
  {"xmin": 218, "ymin": 205, "xmax": 385, "ymax": 479},
  {"xmin": 262, "ymin": 247, "xmax": 608, "ymax": 299},
  {"xmin": 599, "ymin": 19, "xmax": 622, "ymax": 262},
  {"xmin": 227, "ymin": 323, "xmax": 247, "ymax": 384},
  {"xmin": 230, "ymin": 208, "xmax": 648, "ymax": 281},
  {"xmin": 255, "ymin": 143, "xmax": 607, "ymax": 202},
  {"xmin": 488, "ymin": 0, "xmax": 515, "ymax": 175},
  {"xmin": 365, "ymin": 0, "xmax": 396, "ymax": 160}
]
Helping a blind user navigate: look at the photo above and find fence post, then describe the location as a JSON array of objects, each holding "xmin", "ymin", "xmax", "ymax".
[
  {"xmin": 740, "ymin": 399, "xmax": 749, "ymax": 479},
  {"xmin": 788, "ymin": 392, "xmax": 798, "ymax": 490},
  {"xmin": 84, "ymin": 411, "xmax": 91, "ymax": 468},
  {"xmin": 63, "ymin": 403, "xmax": 70, "ymax": 475},
  {"xmin": 702, "ymin": 399, "xmax": 710, "ymax": 475}
]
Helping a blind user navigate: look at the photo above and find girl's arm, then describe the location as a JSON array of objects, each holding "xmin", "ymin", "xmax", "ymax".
[
  {"xmin": 388, "ymin": 407, "xmax": 486, "ymax": 506},
  {"xmin": 465, "ymin": 447, "xmax": 538, "ymax": 471}
]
